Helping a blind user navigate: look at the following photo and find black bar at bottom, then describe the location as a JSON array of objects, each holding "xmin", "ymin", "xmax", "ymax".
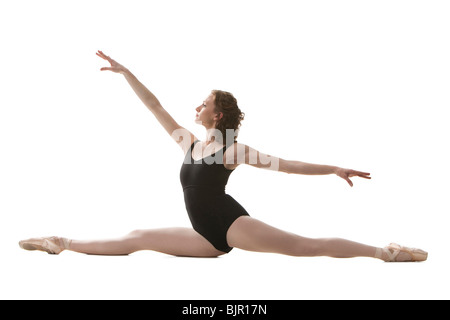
[{"xmin": 137, "ymin": 300, "xmax": 310, "ymax": 318}]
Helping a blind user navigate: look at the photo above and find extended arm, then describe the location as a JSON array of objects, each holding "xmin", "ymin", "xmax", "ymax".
[
  {"xmin": 96, "ymin": 51, "xmax": 196, "ymax": 152},
  {"xmin": 279, "ymin": 159, "xmax": 370, "ymax": 186},
  {"xmin": 279, "ymin": 159, "xmax": 338, "ymax": 175},
  {"xmin": 225, "ymin": 143, "xmax": 371, "ymax": 187},
  {"xmin": 122, "ymin": 71, "xmax": 180, "ymax": 135}
]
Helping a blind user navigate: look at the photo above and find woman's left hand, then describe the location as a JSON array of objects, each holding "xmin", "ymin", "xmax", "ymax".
[{"xmin": 335, "ymin": 168, "xmax": 371, "ymax": 187}]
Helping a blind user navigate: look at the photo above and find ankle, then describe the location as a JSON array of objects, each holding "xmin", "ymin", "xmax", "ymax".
[
  {"xmin": 375, "ymin": 247, "xmax": 389, "ymax": 261},
  {"xmin": 57, "ymin": 237, "xmax": 72, "ymax": 250}
]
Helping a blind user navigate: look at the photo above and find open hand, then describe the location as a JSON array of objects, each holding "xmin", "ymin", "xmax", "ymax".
[
  {"xmin": 96, "ymin": 50, "xmax": 128, "ymax": 74},
  {"xmin": 335, "ymin": 168, "xmax": 371, "ymax": 187}
]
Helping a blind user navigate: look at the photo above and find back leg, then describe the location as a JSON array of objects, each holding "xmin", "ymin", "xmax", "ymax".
[
  {"xmin": 227, "ymin": 216, "xmax": 380, "ymax": 259},
  {"xmin": 68, "ymin": 227, "xmax": 226, "ymax": 257}
]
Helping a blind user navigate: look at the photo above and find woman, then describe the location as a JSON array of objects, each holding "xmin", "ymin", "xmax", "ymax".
[{"xmin": 19, "ymin": 51, "xmax": 427, "ymax": 262}]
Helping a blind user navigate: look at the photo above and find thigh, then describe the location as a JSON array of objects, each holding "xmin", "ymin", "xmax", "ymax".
[
  {"xmin": 130, "ymin": 227, "xmax": 227, "ymax": 257},
  {"xmin": 226, "ymin": 216, "xmax": 313, "ymax": 256}
]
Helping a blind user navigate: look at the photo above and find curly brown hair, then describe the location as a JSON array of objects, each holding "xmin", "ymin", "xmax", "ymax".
[{"xmin": 211, "ymin": 89, "xmax": 245, "ymax": 145}]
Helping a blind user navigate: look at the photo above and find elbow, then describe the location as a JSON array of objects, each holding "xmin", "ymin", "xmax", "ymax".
[{"xmin": 278, "ymin": 158, "xmax": 292, "ymax": 174}]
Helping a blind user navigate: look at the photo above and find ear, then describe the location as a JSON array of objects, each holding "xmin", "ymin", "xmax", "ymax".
[{"xmin": 215, "ymin": 112, "xmax": 223, "ymax": 121}]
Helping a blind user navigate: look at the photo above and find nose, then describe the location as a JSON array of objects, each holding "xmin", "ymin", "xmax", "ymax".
[{"xmin": 195, "ymin": 105, "xmax": 201, "ymax": 113}]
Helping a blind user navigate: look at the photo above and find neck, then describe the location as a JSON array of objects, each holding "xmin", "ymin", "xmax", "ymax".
[{"xmin": 204, "ymin": 127, "xmax": 224, "ymax": 145}]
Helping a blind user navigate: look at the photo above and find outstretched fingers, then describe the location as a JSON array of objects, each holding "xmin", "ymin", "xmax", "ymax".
[
  {"xmin": 96, "ymin": 50, "xmax": 116, "ymax": 66},
  {"xmin": 96, "ymin": 50, "xmax": 126, "ymax": 74},
  {"xmin": 337, "ymin": 169, "xmax": 371, "ymax": 187},
  {"xmin": 350, "ymin": 170, "xmax": 371, "ymax": 179},
  {"xmin": 96, "ymin": 50, "xmax": 110, "ymax": 61}
]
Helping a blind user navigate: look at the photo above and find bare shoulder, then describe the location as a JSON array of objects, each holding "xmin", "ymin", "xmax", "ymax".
[
  {"xmin": 223, "ymin": 142, "xmax": 281, "ymax": 171},
  {"xmin": 171, "ymin": 127, "xmax": 199, "ymax": 155}
]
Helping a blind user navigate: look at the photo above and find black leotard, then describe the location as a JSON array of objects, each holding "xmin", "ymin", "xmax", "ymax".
[{"xmin": 180, "ymin": 140, "xmax": 250, "ymax": 253}]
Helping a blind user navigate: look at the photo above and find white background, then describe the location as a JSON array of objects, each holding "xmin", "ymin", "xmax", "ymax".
[{"xmin": 1, "ymin": 0, "xmax": 449, "ymax": 300}]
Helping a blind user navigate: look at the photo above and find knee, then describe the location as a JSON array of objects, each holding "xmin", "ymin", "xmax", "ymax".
[{"xmin": 126, "ymin": 229, "xmax": 145, "ymax": 240}]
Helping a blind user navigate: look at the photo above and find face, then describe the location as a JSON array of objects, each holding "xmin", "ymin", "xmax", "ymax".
[{"xmin": 195, "ymin": 94, "xmax": 222, "ymax": 128}]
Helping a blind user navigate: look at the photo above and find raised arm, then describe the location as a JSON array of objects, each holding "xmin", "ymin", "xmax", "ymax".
[
  {"xmin": 96, "ymin": 50, "xmax": 196, "ymax": 153},
  {"xmin": 225, "ymin": 143, "xmax": 371, "ymax": 187}
]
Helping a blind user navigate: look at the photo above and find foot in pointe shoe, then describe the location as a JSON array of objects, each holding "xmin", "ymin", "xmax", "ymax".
[
  {"xmin": 376, "ymin": 243, "xmax": 428, "ymax": 262},
  {"xmin": 19, "ymin": 236, "xmax": 70, "ymax": 255}
]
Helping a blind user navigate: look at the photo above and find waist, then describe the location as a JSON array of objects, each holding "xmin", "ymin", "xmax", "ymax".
[{"xmin": 182, "ymin": 184, "xmax": 226, "ymax": 194}]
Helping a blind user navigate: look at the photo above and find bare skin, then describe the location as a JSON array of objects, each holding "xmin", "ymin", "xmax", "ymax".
[{"xmin": 18, "ymin": 51, "xmax": 425, "ymax": 263}]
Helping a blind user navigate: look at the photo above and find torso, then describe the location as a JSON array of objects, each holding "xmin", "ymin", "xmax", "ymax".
[
  {"xmin": 190, "ymin": 141, "xmax": 226, "ymax": 161},
  {"xmin": 190, "ymin": 140, "xmax": 239, "ymax": 170},
  {"xmin": 179, "ymin": 139, "xmax": 250, "ymax": 253}
]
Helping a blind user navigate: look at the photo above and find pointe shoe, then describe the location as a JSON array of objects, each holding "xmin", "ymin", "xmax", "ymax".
[
  {"xmin": 377, "ymin": 243, "xmax": 428, "ymax": 262},
  {"xmin": 19, "ymin": 236, "xmax": 69, "ymax": 255}
]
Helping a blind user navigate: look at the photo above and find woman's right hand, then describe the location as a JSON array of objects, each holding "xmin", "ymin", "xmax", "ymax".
[{"xmin": 96, "ymin": 50, "xmax": 129, "ymax": 74}]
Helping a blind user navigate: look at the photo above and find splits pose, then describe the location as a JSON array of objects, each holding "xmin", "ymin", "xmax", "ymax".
[{"xmin": 19, "ymin": 51, "xmax": 427, "ymax": 262}]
